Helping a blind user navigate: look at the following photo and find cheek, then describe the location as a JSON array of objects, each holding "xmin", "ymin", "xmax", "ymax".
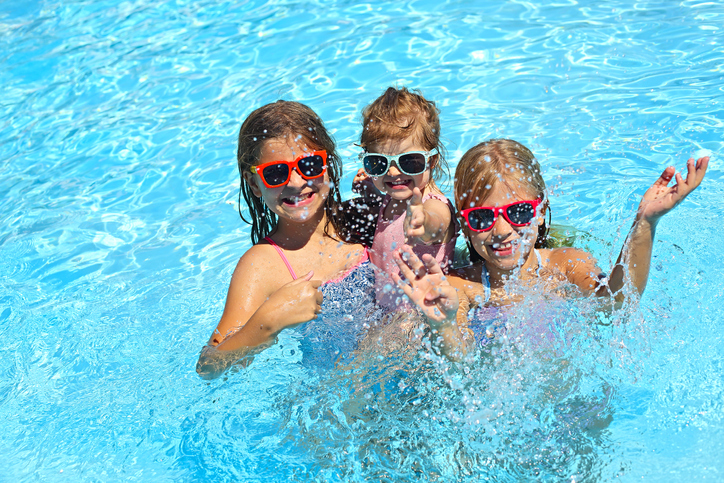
[
  {"xmin": 371, "ymin": 176, "xmax": 387, "ymax": 191},
  {"xmin": 413, "ymin": 171, "xmax": 430, "ymax": 188}
]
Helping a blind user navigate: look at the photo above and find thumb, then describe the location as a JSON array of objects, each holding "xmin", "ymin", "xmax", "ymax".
[
  {"xmin": 301, "ymin": 270, "xmax": 314, "ymax": 281},
  {"xmin": 408, "ymin": 187, "xmax": 423, "ymax": 207}
]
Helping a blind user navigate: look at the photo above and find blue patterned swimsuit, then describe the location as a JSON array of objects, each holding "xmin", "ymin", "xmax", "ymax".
[
  {"xmin": 467, "ymin": 250, "xmax": 543, "ymax": 347},
  {"xmin": 265, "ymin": 238, "xmax": 382, "ymax": 370}
]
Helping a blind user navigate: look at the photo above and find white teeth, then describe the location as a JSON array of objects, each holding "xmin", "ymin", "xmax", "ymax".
[{"xmin": 493, "ymin": 241, "xmax": 514, "ymax": 250}]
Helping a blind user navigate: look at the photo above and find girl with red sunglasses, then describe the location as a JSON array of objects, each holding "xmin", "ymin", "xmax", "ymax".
[
  {"xmin": 392, "ymin": 139, "xmax": 709, "ymax": 359},
  {"xmin": 196, "ymin": 101, "xmax": 383, "ymax": 378}
]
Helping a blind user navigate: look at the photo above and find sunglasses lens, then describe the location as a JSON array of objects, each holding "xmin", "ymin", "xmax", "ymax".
[
  {"xmin": 506, "ymin": 202, "xmax": 536, "ymax": 225},
  {"xmin": 261, "ymin": 163, "xmax": 290, "ymax": 187},
  {"xmin": 398, "ymin": 153, "xmax": 427, "ymax": 175},
  {"xmin": 467, "ymin": 209, "xmax": 495, "ymax": 231},
  {"xmin": 298, "ymin": 155, "xmax": 325, "ymax": 178},
  {"xmin": 363, "ymin": 155, "xmax": 389, "ymax": 176}
]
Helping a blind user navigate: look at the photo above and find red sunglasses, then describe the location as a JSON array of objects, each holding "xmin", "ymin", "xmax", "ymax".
[
  {"xmin": 250, "ymin": 150, "xmax": 327, "ymax": 188},
  {"xmin": 459, "ymin": 199, "xmax": 542, "ymax": 232}
]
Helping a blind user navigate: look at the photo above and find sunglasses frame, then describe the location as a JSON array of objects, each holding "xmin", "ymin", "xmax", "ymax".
[
  {"xmin": 459, "ymin": 199, "xmax": 542, "ymax": 232},
  {"xmin": 359, "ymin": 150, "xmax": 436, "ymax": 177},
  {"xmin": 250, "ymin": 150, "xmax": 328, "ymax": 188}
]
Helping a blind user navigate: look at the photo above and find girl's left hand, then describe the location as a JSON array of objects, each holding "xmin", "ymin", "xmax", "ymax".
[
  {"xmin": 638, "ymin": 156, "xmax": 709, "ymax": 224},
  {"xmin": 392, "ymin": 246, "xmax": 458, "ymax": 327}
]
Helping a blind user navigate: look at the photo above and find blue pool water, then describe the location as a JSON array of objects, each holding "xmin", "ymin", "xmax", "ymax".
[{"xmin": 1, "ymin": 0, "xmax": 723, "ymax": 480}]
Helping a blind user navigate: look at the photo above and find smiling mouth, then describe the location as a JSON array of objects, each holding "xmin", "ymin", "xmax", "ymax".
[
  {"xmin": 385, "ymin": 179, "xmax": 412, "ymax": 190},
  {"xmin": 490, "ymin": 240, "xmax": 517, "ymax": 255},
  {"xmin": 282, "ymin": 192, "xmax": 314, "ymax": 206}
]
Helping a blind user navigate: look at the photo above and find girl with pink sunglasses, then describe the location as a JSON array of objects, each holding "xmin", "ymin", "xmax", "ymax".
[{"xmin": 393, "ymin": 138, "xmax": 709, "ymax": 359}]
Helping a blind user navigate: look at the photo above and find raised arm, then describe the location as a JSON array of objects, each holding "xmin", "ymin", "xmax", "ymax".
[
  {"xmin": 196, "ymin": 249, "xmax": 323, "ymax": 379},
  {"xmin": 404, "ymin": 187, "xmax": 453, "ymax": 245},
  {"xmin": 392, "ymin": 247, "xmax": 469, "ymax": 360},
  {"xmin": 607, "ymin": 156, "xmax": 709, "ymax": 298}
]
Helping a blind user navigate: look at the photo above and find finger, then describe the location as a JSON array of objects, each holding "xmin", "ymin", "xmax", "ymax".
[
  {"xmin": 654, "ymin": 166, "xmax": 675, "ymax": 187},
  {"xmin": 301, "ymin": 270, "xmax": 314, "ymax": 281},
  {"xmin": 393, "ymin": 251, "xmax": 418, "ymax": 282},
  {"xmin": 684, "ymin": 157, "xmax": 697, "ymax": 186},
  {"xmin": 392, "ymin": 272, "xmax": 415, "ymax": 299},
  {"xmin": 316, "ymin": 289, "xmax": 323, "ymax": 305},
  {"xmin": 408, "ymin": 187, "xmax": 423, "ymax": 207},
  {"xmin": 421, "ymin": 253, "xmax": 444, "ymax": 276},
  {"xmin": 691, "ymin": 156, "xmax": 709, "ymax": 186},
  {"xmin": 674, "ymin": 171, "xmax": 685, "ymax": 191},
  {"xmin": 400, "ymin": 247, "xmax": 427, "ymax": 277}
]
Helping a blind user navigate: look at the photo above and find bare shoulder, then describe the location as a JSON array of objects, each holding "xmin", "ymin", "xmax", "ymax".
[
  {"xmin": 449, "ymin": 264, "xmax": 485, "ymax": 297},
  {"xmin": 229, "ymin": 243, "xmax": 288, "ymax": 297},
  {"xmin": 545, "ymin": 247, "xmax": 598, "ymax": 270},
  {"xmin": 544, "ymin": 247, "xmax": 604, "ymax": 294}
]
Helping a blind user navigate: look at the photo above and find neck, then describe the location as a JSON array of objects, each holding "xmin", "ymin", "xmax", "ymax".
[
  {"xmin": 271, "ymin": 209, "xmax": 332, "ymax": 249},
  {"xmin": 484, "ymin": 248, "xmax": 539, "ymax": 290}
]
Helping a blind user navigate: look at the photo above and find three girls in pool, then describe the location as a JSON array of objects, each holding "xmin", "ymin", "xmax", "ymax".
[{"xmin": 197, "ymin": 87, "xmax": 708, "ymax": 378}]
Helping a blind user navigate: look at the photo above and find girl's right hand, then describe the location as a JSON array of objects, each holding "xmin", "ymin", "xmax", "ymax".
[
  {"xmin": 392, "ymin": 247, "xmax": 459, "ymax": 328},
  {"xmin": 268, "ymin": 271, "xmax": 323, "ymax": 329}
]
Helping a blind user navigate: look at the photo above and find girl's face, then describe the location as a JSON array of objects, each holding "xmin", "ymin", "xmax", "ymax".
[
  {"xmin": 244, "ymin": 136, "xmax": 330, "ymax": 224},
  {"xmin": 367, "ymin": 136, "xmax": 434, "ymax": 201},
  {"xmin": 462, "ymin": 181, "xmax": 543, "ymax": 273}
]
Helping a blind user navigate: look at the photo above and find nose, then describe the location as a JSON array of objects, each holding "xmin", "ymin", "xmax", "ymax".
[
  {"xmin": 491, "ymin": 211, "xmax": 513, "ymax": 237},
  {"xmin": 386, "ymin": 162, "xmax": 402, "ymax": 176},
  {"xmin": 287, "ymin": 167, "xmax": 307, "ymax": 188}
]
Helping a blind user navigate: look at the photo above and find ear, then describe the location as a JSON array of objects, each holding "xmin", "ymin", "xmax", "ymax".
[
  {"xmin": 537, "ymin": 202, "xmax": 548, "ymax": 225},
  {"xmin": 429, "ymin": 153, "xmax": 439, "ymax": 170},
  {"xmin": 243, "ymin": 170, "xmax": 263, "ymax": 198}
]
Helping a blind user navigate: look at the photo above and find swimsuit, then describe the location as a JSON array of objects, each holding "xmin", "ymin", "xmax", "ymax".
[
  {"xmin": 265, "ymin": 237, "xmax": 382, "ymax": 369},
  {"xmin": 467, "ymin": 250, "xmax": 542, "ymax": 347},
  {"xmin": 368, "ymin": 193, "xmax": 458, "ymax": 310}
]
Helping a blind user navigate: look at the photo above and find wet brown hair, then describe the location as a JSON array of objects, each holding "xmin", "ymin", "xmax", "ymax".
[
  {"xmin": 236, "ymin": 100, "xmax": 344, "ymax": 245},
  {"xmin": 360, "ymin": 86, "xmax": 449, "ymax": 186},
  {"xmin": 454, "ymin": 139, "xmax": 550, "ymax": 260}
]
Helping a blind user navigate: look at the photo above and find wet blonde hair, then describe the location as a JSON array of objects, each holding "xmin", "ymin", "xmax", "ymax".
[
  {"xmin": 360, "ymin": 86, "xmax": 449, "ymax": 185},
  {"xmin": 454, "ymin": 139, "xmax": 550, "ymax": 258}
]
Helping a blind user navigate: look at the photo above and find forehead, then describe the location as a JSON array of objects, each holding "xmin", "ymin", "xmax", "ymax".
[
  {"xmin": 260, "ymin": 136, "xmax": 313, "ymax": 161},
  {"xmin": 466, "ymin": 179, "xmax": 537, "ymax": 208},
  {"xmin": 368, "ymin": 132, "xmax": 425, "ymax": 155}
]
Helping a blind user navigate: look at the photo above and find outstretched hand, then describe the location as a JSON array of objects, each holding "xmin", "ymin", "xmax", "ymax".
[
  {"xmin": 392, "ymin": 246, "xmax": 458, "ymax": 328},
  {"xmin": 404, "ymin": 187, "xmax": 426, "ymax": 243},
  {"xmin": 637, "ymin": 156, "xmax": 709, "ymax": 224}
]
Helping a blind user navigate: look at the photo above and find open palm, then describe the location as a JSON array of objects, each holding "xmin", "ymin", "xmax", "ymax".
[
  {"xmin": 392, "ymin": 247, "xmax": 458, "ymax": 326},
  {"xmin": 638, "ymin": 156, "xmax": 709, "ymax": 223}
]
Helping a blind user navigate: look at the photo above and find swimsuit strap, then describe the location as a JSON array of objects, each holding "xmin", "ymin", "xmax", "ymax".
[
  {"xmin": 534, "ymin": 249, "xmax": 542, "ymax": 276},
  {"xmin": 264, "ymin": 236, "xmax": 298, "ymax": 280},
  {"xmin": 481, "ymin": 249, "xmax": 541, "ymax": 303},
  {"xmin": 481, "ymin": 262, "xmax": 491, "ymax": 303}
]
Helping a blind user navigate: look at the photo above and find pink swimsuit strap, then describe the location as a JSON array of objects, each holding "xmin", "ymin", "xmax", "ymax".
[
  {"xmin": 264, "ymin": 236, "xmax": 298, "ymax": 280},
  {"xmin": 264, "ymin": 237, "xmax": 368, "ymax": 284}
]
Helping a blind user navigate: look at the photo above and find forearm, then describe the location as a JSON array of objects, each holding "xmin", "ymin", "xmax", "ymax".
[
  {"xmin": 427, "ymin": 309, "xmax": 472, "ymax": 361},
  {"xmin": 608, "ymin": 217, "xmax": 657, "ymax": 296},
  {"xmin": 196, "ymin": 308, "xmax": 286, "ymax": 379}
]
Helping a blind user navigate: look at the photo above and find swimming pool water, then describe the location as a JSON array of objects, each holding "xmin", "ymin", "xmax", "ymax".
[{"xmin": 1, "ymin": 0, "xmax": 723, "ymax": 481}]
